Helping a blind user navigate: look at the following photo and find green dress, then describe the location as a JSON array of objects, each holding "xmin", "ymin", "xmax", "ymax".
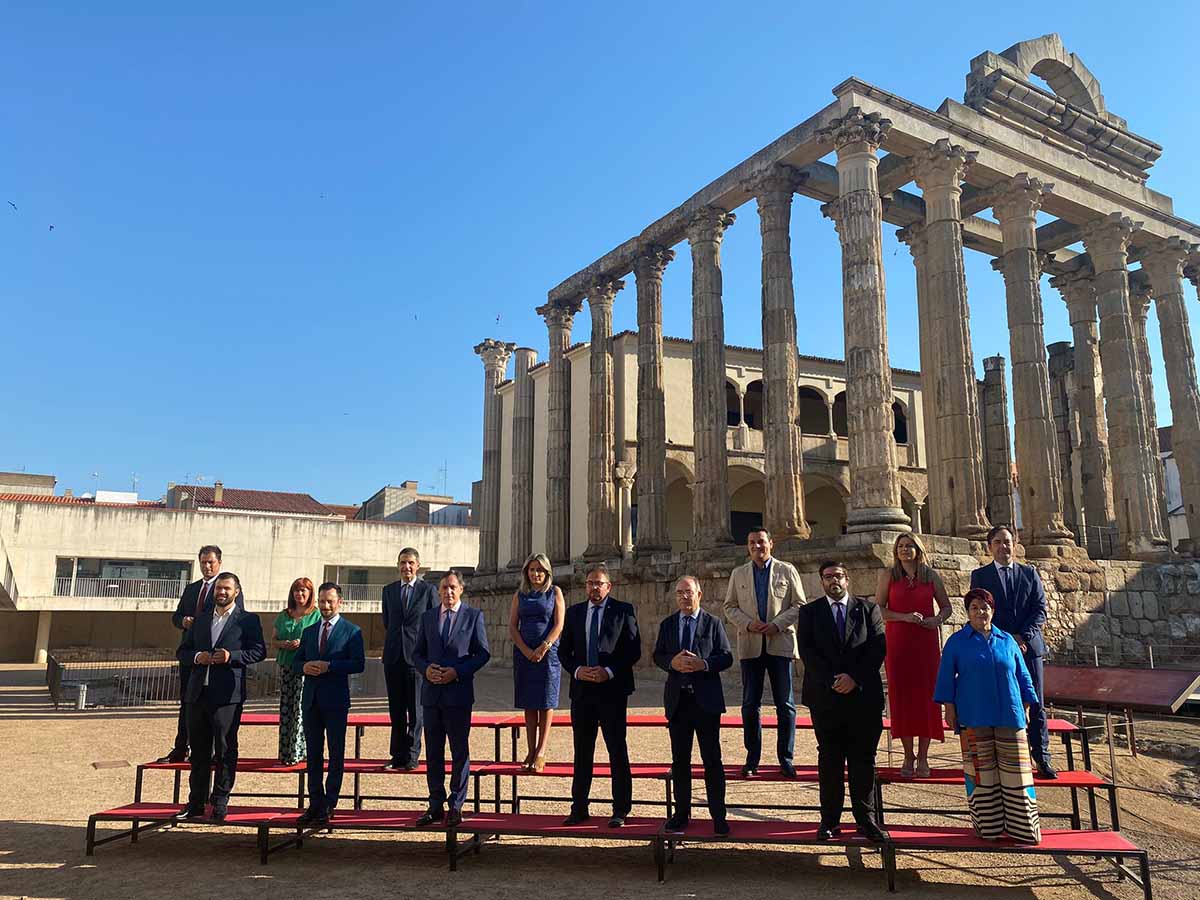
[{"xmin": 274, "ymin": 608, "xmax": 320, "ymax": 764}]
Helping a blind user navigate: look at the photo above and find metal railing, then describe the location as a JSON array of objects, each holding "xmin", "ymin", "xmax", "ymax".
[
  {"xmin": 53, "ymin": 576, "xmax": 185, "ymax": 600},
  {"xmin": 340, "ymin": 583, "xmax": 388, "ymax": 604}
]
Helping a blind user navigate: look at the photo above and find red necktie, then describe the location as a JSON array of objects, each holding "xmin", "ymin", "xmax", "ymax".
[
  {"xmin": 319, "ymin": 621, "xmax": 331, "ymax": 655},
  {"xmin": 197, "ymin": 582, "xmax": 211, "ymax": 615}
]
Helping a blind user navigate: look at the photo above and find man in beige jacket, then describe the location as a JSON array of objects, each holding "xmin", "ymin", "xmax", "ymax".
[{"xmin": 724, "ymin": 529, "xmax": 806, "ymax": 777}]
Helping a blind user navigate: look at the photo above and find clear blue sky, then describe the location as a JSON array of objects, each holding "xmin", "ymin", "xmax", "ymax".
[{"xmin": 3, "ymin": 2, "xmax": 1197, "ymax": 505}]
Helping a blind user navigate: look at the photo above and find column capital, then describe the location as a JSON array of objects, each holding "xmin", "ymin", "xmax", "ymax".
[
  {"xmin": 1080, "ymin": 212, "xmax": 1143, "ymax": 271},
  {"xmin": 473, "ymin": 338, "xmax": 516, "ymax": 375},
  {"xmin": 1130, "ymin": 279, "xmax": 1153, "ymax": 319},
  {"xmin": 586, "ymin": 275, "xmax": 625, "ymax": 310},
  {"xmin": 685, "ymin": 206, "xmax": 736, "ymax": 245},
  {"xmin": 536, "ymin": 297, "xmax": 584, "ymax": 331},
  {"xmin": 633, "ymin": 245, "xmax": 676, "ymax": 280},
  {"xmin": 614, "ymin": 461, "xmax": 636, "ymax": 490},
  {"xmin": 818, "ymin": 106, "xmax": 892, "ymax": 154},
  {"xmin": 894, "ymin": 223, "xmax": 929, "ymax": 260},
  {"xmin": 911, "ymin": 138, "xmax": 977, "ymax": 193},
  {"xmin": 1049, "ymin": 266, "xmax": 1097, "ymax": 320},
  {"xmin": 1185, "ymin": 248, "xmax": 1200, "ymax": 290},
  {"xmin": 742, "ymin": 163, "xmax": 807, "ymax": 204},
  {"xmin": 1141, "ymin": 236, "xmax": 1195, "ymax": 295},
  {"xmin": 987, "ymin": 173, "xmax": 1054, "ymax": 227}
]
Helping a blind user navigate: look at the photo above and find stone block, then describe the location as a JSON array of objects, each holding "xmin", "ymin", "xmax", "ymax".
[
  {"xmin": 1121, "ymin": 637, "xmax": 1146, "ymax": 661},
  {"xmin": 1105, "ymin": 567, "xmax": 1132, "ymax": 592},
  {"xmin": 1129, "ymin": 591, "xmax": 1145, "ymax": 618},
  {"xmin": 1078, "ymin": 591, "xmax": 1106, "ymax": 614},
  {"xmin": 1111, "ymin": 619, "xmax": 1122, "ymax": 635},
  {"xmin": 1142, "ymin": 593, "xmax": 1159, "ymax": 620},
  {"xmin": 1185, "ymin": 613, "xmax": 1200, "ymax": 637},
  {"xmin": 1054, "ymin": 571, "xmax": 1080, "ymax": 591},
  {"xmin": 1090, "ymin": 573, "xmax": 1108, "ymax": 591},
  {"xmin": 1169, "ymin": 616, "xmax": 1187, "ymax": 639},
  {"xmin": 1108, "ymin": 592, "xmax": 1130, "ymax": 617},
  {"xmin": 1153, "ymin": 620, "xmax": 1170, "ymax": 640},
  {"xmin": 1139, "ymin": 619, "xmax": 1154, "ymax": 636}
]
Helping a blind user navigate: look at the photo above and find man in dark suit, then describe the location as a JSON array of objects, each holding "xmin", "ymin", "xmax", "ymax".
[
  {"xmin": 412, "ymin": 571, "xmax": 490, "ymax": 827},
  {"xmin": 174, "ymin": 572, "xmax": 265, "ymax": 821},
  {"xmin": 382, "ymin": 547, "xmax": 439, "ymax": 770},
  {"xmin": 293, "ymin": 582, "xmax": 365, "ymax": 827},
  {"xmin": 556, "ymin": 563, "xmax": 641, "ymax": 828},
  {"xmin": 159, "ymin": 544, "xmax": 243, "ymax": 763},
  {"xmin": 970, "ymin": 525, "xmax": 1056, "ymax": 778},
  {"xmin": 654, "ymin": 575, "xmax": 733, "ymax": 836},
  {"xmin": 796, "ymin": 560, "xmax": 888, "ymax": 843}
]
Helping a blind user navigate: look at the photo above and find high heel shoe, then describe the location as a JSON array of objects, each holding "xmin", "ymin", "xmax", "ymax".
[
  {"xmin": 533, "ymin": 755, "xmax": 547, "ymax": 772},
  {"xmin": 521, "ymin": 751, "xmax": 536, "ymax": 772}
]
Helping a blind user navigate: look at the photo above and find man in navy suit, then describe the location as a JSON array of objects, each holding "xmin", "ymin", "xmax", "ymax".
[
  {"xmin": 970, "ymin": 525, "xmax": 1056, "ymax": 778},
  {"xmin": 796, "ymin": 560, "xmax": 888, "ymax": 843},
  {"xmin": 175, "ymin": 572, "xmax": 265, "ymax": 821},
  {"xmin": 382, "ymin": 547, "xmax": 439, "ymax": 770},
  {"xmin": 654, "ymin": 575, "xmax": 733, "ymax": 836},
  {"xmin": 412, "ymin": 571, "xmax": 490, "ymax": 827},
  {"xmin": 293, "ymin": 582, "xmax": 365, "ymax": 826},
  {"xmin": 557, "ymin": 563, "xmax": 641, "ymax": 828}
]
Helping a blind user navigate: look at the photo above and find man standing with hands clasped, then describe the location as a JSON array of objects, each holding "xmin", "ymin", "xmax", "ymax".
[
  {"xmin": 293, "ymin": 582, "xmax": 365, "ymax": 827},
  {"xmin": 382, "ymin": 548, "xmax": 439, "ymax": 771}
]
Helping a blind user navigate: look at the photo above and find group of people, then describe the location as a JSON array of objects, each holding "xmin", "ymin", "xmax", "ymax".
[{"xmin": 157, "ymin": 524, "xmax": 1053, "ymax": 845}]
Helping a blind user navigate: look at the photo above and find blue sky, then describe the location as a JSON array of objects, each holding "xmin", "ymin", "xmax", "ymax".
[{"xmin": 2, "ymin": 2, "xmax": 1197, "ymax": 505}]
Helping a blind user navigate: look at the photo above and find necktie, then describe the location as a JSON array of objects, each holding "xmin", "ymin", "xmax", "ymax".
[
  {"xmin": 756, "ymin": 569, "xmax": 768, "ymax": 623},
  {"xmin": 587, "ymin": 604, "xmax": 601, "ymax": 668},
  {"xmin": 999, "ymin": 566, "xmax": 1010, "ymax": 601},
  {"xmin": 440, "ymin": 609, "xmax": 453, "ymax": 644},
  {"xmin": 401, "ymin": 583, "xmax": 411, "ymax": 611},
  {"xmin": 681, "ymin": 615, "xmax": 695, "ymax": 652},
  {"xmin": 319, "ymin": 621, "xmax": 331, "ymax": 655},
  {"xmin": 833, "ymin": 601, "xmax": 846, "ymax": 643},
  {"xmin": 197, "ymin": 582, "xmax": 210, "ymax": 615}
]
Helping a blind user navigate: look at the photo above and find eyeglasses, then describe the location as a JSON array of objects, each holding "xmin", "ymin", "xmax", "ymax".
[{"xmin": 820, "ymin": 572, "xmax": 848, "ymax": 581}]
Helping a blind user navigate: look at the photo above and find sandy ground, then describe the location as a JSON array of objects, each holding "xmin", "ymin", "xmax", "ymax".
[{"xmin": 3, "ymin": 662, "xmax": 1199, "ymax": 900}]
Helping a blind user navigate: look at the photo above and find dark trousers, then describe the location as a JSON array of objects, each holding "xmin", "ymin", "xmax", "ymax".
[
  {"xmin": 186, "ymin": 698, "xmax": 243, "ymax": 810},
  {"xmin": 812, "ymin": 705, "xmax": 883, "ymax": 827},
  {"xmin": 668, "ymin": 692, "xmax": 726, "ymax": 822},
  {"xmin": 303, "ymin": 703, "xmax": 348, "ymax": 815},
  {"xmin": 570, "ymin": 696, "xmax": 632, "ymax": 817},
  {"xmin": 171, "ymin": 664, "xmax": 191, "ymax": 754},
  {"xmin": 740, "ymin": 652, "xmax": 796, "ymax": 766},
  {"xmin": 1023, "ymin": 651, "xmax": 1050, "ymax": 766},
  {"xmin": 423, "ymin": 704, "xmax": 471, "ymax": 812},
  {"xmin": 384, "ymin": 660, "xmax": 423, "ymax": 766}
]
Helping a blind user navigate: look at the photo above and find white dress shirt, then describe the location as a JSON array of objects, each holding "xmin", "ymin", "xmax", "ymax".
[{"xmin": 198, "ymin": 603, "xmax": 236, "ymax": 683}]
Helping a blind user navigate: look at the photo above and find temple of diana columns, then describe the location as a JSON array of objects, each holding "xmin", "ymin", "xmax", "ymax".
[{"xmin": 468, "ymin": 36, "xmax": 1200, "ymax": 671}]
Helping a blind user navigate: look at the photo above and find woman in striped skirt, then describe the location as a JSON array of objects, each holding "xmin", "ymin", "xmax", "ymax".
[{"xmin": 934, "ymin": 587, "xmax": 1041, "ymax": 843}]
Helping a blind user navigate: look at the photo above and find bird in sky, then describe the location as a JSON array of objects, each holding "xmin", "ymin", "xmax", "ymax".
[
  {"xmin": 6, "ymin": 201, "xmax": 15, "ymax": 211},
  {"xmin": 49, "ymin": 224, "xmax": 55, "ymax": 231}
]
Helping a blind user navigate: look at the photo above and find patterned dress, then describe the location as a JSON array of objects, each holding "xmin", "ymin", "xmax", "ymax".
[{"xmin": 273, "ymin": 608, "xmax": 320, "ymax": 765}]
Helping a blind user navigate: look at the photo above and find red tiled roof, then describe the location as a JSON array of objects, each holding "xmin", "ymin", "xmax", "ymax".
[
  {"xmin": 324, "ymin": 503, "xmax": 362, "ymax": 520},
  {"xmin": 189, "ymin": 486, "xmax": 337, "ymax": 516},
  {"xmin": 0, "ymin": 493, "xmax": 166, "ymax": 509}
]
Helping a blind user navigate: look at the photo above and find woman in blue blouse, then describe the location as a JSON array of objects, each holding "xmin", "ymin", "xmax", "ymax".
[{"xmin": 934, "ymin": 587, "xmax": 1041, "ymax": 844}]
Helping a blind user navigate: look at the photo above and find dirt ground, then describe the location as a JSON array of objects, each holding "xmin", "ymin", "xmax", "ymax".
[{"xmin": 3, "ymin": 662, "xmax": 1198, "ymax": 900}]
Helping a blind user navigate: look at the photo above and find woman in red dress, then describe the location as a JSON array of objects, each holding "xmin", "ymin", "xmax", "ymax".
[{"xmin": 874, "ymin": 533, "xmax": 951, "ymax": 777}]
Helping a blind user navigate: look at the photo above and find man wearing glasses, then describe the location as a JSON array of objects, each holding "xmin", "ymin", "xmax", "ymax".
[{"xmin": 556, "ymin": 564, "xmax": 641, "ymax": 828}]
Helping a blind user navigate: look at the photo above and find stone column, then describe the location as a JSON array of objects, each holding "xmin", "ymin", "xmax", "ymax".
[
  {"xmin": 686, "ymin": 206, "xmax": 737, "ymax": 549},
  {"xmin": 1081, "ymin": 213, "xmax": 1168, "ymax": 557},
  {"xmin": 818, "ymin": 107, "xmax": 909, "ymax": 533},
  {"xmin": 1050, "ymin": 269, "xmax": 1117, "ymax": 556},
  {"xmin": 583, "ymin": 276, "xmax": 624, "ymax": 561},
  {"xmin": 745, "ymin": 164, "xmax": 810, "ymax": 542},
  {"xmin": 980, "ymin": 356, "xmax": 1016, "ymax": 526},
  {"xmin": 1131, "ymin": 281, "xmax": 1170, "ymax": 537},
  {"xmin": 615, "ymin": 462, "xmax": 636, "ymax": 557},
  {"xmin": 537, "ymin": 299, "xmax": 583, "ymax": 564},
  {"xmin": 912, "ymin": 139, "xmax": 991, "ymax": 539},
  {"xmin": 1144, "ymin": 238, "xmax": 1200, "ymax": 554},
  {"xmin": 506, "ymin": 346, "xmax": 538, "ymax": 569},
  {"xmin": 473, "ymin": 338, "xmax": 515, "ymax": 573},
  {"xmin": 34, "ymin": 610, "xmax": 52, "ymax": 665},
  {"xmin": 988, "ymin": 174, "xmax": 1074, "ymax": 547},
  {"xmin": 1046, "ymin": 341, "xmax": 1078, "ymax": 534},
  {"xmin": 897, "ymin": 224, "xmax": 948, "ymax": 534},
  {"xmin": 633, "ymin": 246, "xmax": 675, "ymax": 557}
]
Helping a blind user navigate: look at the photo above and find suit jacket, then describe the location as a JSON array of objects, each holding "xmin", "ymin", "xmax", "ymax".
[
  {"xmin": 382, "ymin": 578, "xmax": 439, "ymax": 666},
  {"xmin": 557, "ymin": 597, "xmax": 641, "ymax": 701},
  {"xmin": 411, "ymin": 604, "xmax": 490, "ymax": 708},
  {"xmin": 653, "ymin": 609, "xmax": 733, "ymax": 717},
  {"xmin": 724, "ymin": 558, "xmax": 805, "ymax": 659},
  {"xmin": 172, "ymin": 578, "xmax": 245, "ymax": 634},
  {"xmin": 292, "ymin": 616, "xmax": 366, "ymax": 713},
  {"xmin": 796, "ymin": 595, "xmax": 886, "ymax": 714},
  {"xmin": 970, "ymin": 562, "xmax": 1047, "ymax": 657},
  {"xmin": 177, "ymin": 605, "xmax": 266, "ymax": 705}
]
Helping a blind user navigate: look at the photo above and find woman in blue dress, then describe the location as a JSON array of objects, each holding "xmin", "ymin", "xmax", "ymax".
[{"xmin": 508, "ymin": 552, "xmax": 564, "ymax": 771}]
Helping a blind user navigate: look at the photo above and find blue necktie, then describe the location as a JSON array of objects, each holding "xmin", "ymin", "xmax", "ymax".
[
  {"xmin": 833, "ymin": 601, "xmax": 846, "ymax": 643},
  {"xmin": 681, "ymin": 615, "xmax": 695, "ymax": 652},
  {"xmin": 999, "ymin": 566, "xmax": 1010, "ymax": 602},
  {"xmin": 756, "ymin": 569, "xmax": 768, "ymax": 622},
  {"xmin": 440, "ymin": 610, "xmax": 453, "ymax": 645},
  {"xmin": 587, "ymin": 604, "xmax": 601, "ymax": 667}
]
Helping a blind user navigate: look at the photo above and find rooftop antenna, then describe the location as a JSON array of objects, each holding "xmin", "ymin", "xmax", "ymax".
[
  {"xmin": 130, "ymin": 473, "xmax": 140, "ymax": 493},
  {"xmin": 437, "ymin": 459, "xmax": 448, "ymax": 496},
  {"xmin": 90, "ymin": 471, "xmax": 101, "ymax": 493}
]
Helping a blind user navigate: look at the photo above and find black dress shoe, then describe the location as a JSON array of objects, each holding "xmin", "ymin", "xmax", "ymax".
[
  {"xmin": 415, "ymin": 809, "xmax": 444, "ymax": 826},
  {"xmin": 446, "ymin": 809, "xmax": 463, "ymax": 827},
  {"xmin": 401, "ymin": 762, "xmax": 420, "ymax": 771},
  {"xmin": 713, "ymin": 819, "xmax": 731, "ymax": 837},
  {"xmin": 663, "ymin": 815, "xmax": 689, "ymax": 834},
  {"xmin": 607, "ymin": 816, "xmax": 625, "ymax": 829},
  {"xmin": 173, "ymin": 805, "xmax": 204, "ymax": 820},
  {"xmin": 297, "ymin": 809, "xmax": 329, "ymax": 828},
  {"xmin": 382, "ymin": 760, "xmax": 405, "ymax": 771},
  {"xmin": 855, "ymin": 821, "xmax": 889, "ymax": 842},
  {"xmin": 816, "ymin": 824, "xmax": 835, "ymax": 841},
  {"xmin": 779, "ymin": 761, "xmax": 797, "ymax": 779},
  {"xmin": 209, "ymin": 807, "xmax": 227, "ymax": 823},
  {"xmin": 740, "ymin": 764, "xmax": 757, "ymax": 777},
  {"xmin": 157, "ymin": 749, "xmax": 188, "ymax": 764},
  {"xmin": 1036, "ymin": 763, "xmax": 1059, "ymax": 780}
]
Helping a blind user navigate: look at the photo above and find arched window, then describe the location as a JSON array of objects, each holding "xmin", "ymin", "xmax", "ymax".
[
  {"xmin": 725, "ymin": 381, "xmax": 741, "ymax": 427},
  {"xmin": 743, "ymin": 380, "xmax": 764, "ymax": 430},
  {"xmin": 892, "ymin": 400, "xmax": 909, "ymax": 445},
  {"xmin": 797, "ymin": 386, "xmax": 829, "ymax": 435},
  {"xmin": 832, "ymin": 391, "xmax": 848, "ymax": 437}
]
